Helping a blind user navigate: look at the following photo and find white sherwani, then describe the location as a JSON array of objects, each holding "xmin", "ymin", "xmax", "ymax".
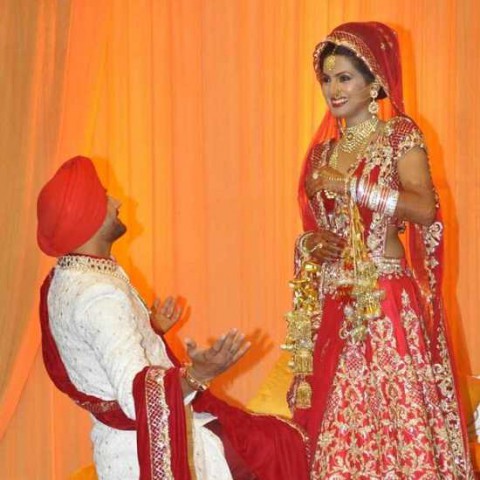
[
  {"xmin": 48, "ymin": 260, "xmax": 233, "ymax": 480},
  {"xmin": 475, "ymin": 401, "xmax": 480, "ymax": 442}
]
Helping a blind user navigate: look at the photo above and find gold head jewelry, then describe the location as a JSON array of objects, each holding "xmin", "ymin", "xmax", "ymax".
[
  {"xmin": 324, "ymin": 45, "xmax": 338, "ymax": 72},
  {"xmin": 339, "ymin": 116, "xmax": 379, "ymax": 154},
  {"xmin": 325, "ymin": 55, "xmax": 336, "ymax": 71}
]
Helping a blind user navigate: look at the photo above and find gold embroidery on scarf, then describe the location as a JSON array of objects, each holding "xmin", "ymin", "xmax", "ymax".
[{"xmin": 145, "ymin": 368, "xmax": 174, "ymax": 480}]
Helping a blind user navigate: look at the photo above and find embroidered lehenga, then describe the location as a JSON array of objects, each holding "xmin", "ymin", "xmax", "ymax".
[{"xmin": 288, "ymin": 23, "xmax": 474, "ymax": 479}]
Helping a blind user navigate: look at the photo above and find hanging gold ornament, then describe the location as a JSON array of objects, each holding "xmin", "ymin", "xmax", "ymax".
[
  {"xmin": 337, "ymin": 197, "xmax": 385, "ymax": 343},
  {"xmin": 281, "ymin": 261, "xmax": 320, "ymax": 409}
]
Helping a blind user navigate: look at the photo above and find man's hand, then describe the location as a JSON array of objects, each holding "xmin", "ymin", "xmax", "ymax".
[
  {"xmin": 185, "ymin": 329, "xmax": 251, "ymax": 383},
  {"xmin": 151, "ymin": 296, "xmax": 185, "ymax": 334}
]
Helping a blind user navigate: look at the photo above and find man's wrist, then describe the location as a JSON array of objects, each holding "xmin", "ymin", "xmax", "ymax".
[{"xmin": 180, "ymin": 366, "xmax": 210, "ymax": 392}]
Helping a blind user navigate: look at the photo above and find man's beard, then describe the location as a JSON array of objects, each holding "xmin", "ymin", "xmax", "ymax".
[{"xmin": 108, "ymin": 219, "xmax": 127, "ymax": 242}]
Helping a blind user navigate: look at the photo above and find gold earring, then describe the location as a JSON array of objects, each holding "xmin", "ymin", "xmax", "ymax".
[{"xmin": 368, "ymin": 83, "xmax": 380, "ymax": 115}]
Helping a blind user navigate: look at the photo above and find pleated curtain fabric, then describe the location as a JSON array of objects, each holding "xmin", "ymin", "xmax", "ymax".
[{"xmin": 0, "ymin": 1, "xmax": 479, "ymax": 477}]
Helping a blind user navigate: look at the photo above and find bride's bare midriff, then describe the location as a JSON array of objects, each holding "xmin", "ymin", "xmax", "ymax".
[{"xmin": 383, "ymin": 225, "xmax": 405, "ymax": 258}]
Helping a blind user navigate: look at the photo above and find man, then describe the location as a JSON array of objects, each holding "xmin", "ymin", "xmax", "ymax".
[{"xmin": 37, "ymin": 156, "xmax": 308, "ymax": 480}]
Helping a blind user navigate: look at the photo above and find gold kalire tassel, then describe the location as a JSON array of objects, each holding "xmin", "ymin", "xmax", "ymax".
[
  {"xmin": 282, "ymin": 261, "xmax": 320, "ymax": 409},
  {"xmin": 338, "ymin": 199, "xmax": 385, "ymax": 343},
  {"xmin": 295, "ymin": 379, "xmax": 313, "ymax": 409}
]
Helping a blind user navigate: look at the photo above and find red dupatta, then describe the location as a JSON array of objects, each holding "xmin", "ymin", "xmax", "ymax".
[{"xmin": 295, "ymin": 21, "xmax": 470, "ymax": 455}]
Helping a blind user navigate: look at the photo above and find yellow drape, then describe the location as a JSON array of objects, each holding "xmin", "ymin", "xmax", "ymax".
[{"xmin": 1, "ymin": 1, "xmax": 479, "ymax": 477}]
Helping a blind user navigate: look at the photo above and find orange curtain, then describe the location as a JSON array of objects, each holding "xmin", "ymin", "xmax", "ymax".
[{"xmin": 1, "ymin": 0, "xmax": 479, "ymax": 477}]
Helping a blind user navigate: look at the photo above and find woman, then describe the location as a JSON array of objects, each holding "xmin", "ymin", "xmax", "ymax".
[{"xmin": 287, "ymin": 22, "xmax": 474, "ymax": 478}]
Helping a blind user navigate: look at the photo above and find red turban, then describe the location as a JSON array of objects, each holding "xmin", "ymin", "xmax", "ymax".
[{"xmin": 37, "ymin": 156, "xmax": 108, "ymax": 257}]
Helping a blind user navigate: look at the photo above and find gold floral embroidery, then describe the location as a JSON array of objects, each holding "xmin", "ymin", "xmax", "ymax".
[
  {"xmin": 311, "ymin": 289, "xmax": 474, "ymax": 479},
  {"xmin": 432, "ymin": 326, "xmax": 473, "ymax": 478},
  {"xmin": 420, "ymin": 220, "xmax": 443, "ymax": 291},
  {"xmin": 74, "ymin": 398, "xmax": 121, "ymax": 414}
]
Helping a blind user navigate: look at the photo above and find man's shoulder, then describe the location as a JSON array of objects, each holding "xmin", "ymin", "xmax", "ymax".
[{"xmin": 50, "ymin": 267, "xmax": 132, "ymax": 308}]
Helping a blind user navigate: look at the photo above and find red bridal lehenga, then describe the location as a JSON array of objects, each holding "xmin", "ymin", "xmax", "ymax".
[{"xmin": 289, "ymin": 22, "xmax": 474, "ymax": 480}]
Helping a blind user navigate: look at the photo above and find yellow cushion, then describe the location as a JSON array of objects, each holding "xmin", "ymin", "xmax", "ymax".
[
  {"xmin": 69, "ymin": 465, "xmax": 97, "ymax": 480},
  {"xmin": 247, "ymin": 351, "xmax": 293, "ymax": 417}
]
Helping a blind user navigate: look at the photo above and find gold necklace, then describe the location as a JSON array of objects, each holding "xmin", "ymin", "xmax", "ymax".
[
  {"xmin": 328, "ymin": 143, "xmax": 340, "ymax": 170},
  {"xmin": 339, "ymin": 116, "xmax": 379, "ymax": 154}
]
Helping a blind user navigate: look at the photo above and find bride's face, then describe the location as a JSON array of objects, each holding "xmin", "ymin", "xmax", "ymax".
[{"xmin": 320, "ymin": 55, "xmax": 372, "ymax": 126}]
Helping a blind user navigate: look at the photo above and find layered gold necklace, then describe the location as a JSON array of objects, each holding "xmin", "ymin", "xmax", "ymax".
[
  {"xmin": 330, "ymin": 116, "xmax": 379, "ymax": 170},
  {"xmin": 340, "ymin": 116, "xmax": 379, "ymax": 153}
]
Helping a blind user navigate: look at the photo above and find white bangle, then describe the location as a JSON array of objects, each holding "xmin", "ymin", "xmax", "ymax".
[
  {"xmin": 368, "ymin": 185, "xmax": 382, "ymax": 211},
  {"xmin": 384, "ymin": 190, "xmax": 400, "ymax": 217},
  {"xmin": 356, "ymin": 176, "xmax": 367, "ymax": 205},
  {"xmin": 349, "ymin": 177, "xmax": 358, "ymax": 202}
]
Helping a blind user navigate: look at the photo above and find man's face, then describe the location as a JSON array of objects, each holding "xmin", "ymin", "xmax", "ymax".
[{"xmin": 99, "ymin": 195, "xmax": 127, "ymax": 243}]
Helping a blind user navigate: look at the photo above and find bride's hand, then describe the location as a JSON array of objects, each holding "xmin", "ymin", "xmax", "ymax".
[
  {"xmin": 305, "ymin": 166, "xmax": 346, "ymax": 198},
  {"xmin": 301, "ymin": 229, "xmax": 346, "ymax": 263}
]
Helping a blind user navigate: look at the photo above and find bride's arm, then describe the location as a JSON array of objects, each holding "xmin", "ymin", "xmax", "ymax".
[{"xmin": 394, "ymin": 146, "xmax": 436, "ymax": 226}]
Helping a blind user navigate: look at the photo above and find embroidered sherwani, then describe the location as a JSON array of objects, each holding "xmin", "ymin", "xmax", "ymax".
[
  {"xmin": 290, "ymin": 116, "xmax": 474, "ymax": 479},
  {"xmin": 47, "ymin": 258, "xmax": 232, "ymax": 480}
]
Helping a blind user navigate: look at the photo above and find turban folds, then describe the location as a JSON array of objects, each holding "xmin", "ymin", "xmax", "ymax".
[{"xmin": 37, "ymin": 156, "xmax": 108, "ymax": 257}]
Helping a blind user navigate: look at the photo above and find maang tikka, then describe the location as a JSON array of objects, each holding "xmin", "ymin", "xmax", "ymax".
[{"xmin": 325, "ymin": 45, "xmax": 338, "ymax": 72}]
